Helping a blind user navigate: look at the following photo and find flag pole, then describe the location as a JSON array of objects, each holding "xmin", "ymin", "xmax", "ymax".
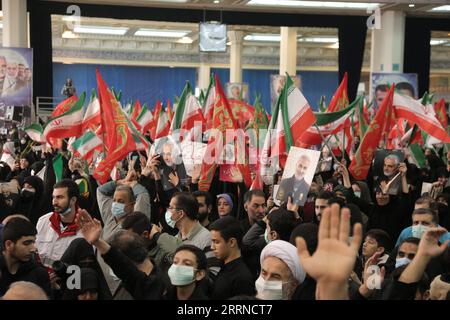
[{"xmin": 314, "ymin": 124, "xmax": 341, "ymax": 165}]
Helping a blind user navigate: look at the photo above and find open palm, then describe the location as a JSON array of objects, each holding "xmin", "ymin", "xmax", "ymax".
[
  {"xmin": 75, "ymin": 209, "xmax": 102, "ymax": 245},
  {"xmin": 297, "ymin": 204, "xmax": 362, "ymax": 284}
]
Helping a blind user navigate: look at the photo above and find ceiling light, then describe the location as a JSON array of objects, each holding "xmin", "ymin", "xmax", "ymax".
[
  {"xmin": 62, "ymin": 30, "xmax": 78, "ymax": 39},
  {"xmin": 329, "ymin": 42, "xmax": 339, "ymax": 49},
  {"xmin": 134, "ymin": 28, "xmax": 190, "ymax": 37},
  {"xmin": 409, "ymin": 4, "xmax": 415, "ymax": 8},
  {"xmin": 73, "ymin": 25, "xmax": 129, "ymax": 35},
  {"xmin": 299, "ymin": 37, "xmax": 339, "ymax": 43},
  {"xmin": 214, "ymin": 0, "xmax": 220, "ymax": 3},
  {"xmin": 430, "ymin": 39, "xmax": 447, "ymax": 45},
  {"xmin": 430, "ymin": 5, "xmax": 450, "ymax": 12},
  {"xmin": 247, "ymin": 1, "xmax": 380, "ymax": 10},
  {"xmin": 244, "ymin": 34, "xmax": 281, "ymax": 42},
  {"xmin": 178, "ymin": 36, "xmax": 193, "ymax": 44}
]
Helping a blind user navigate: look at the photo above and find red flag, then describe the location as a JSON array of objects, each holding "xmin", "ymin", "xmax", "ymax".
[
  {"xmin": 149, "ymin": 100, "xmax": 162, "ymax": 141},
  {"xmin": 198, "ymin": 75, "xmax": 251, "ymax": 191},
  {"xmin": 328, "ymin": 72, "xmax": 348, "ymax": 112},
  {"xmin": 434, "ymin": 98, "xmax": 448, "ymax": 129},
  {"xmin": 52, "ymin": 95, "xmax": 77, "ymax": 117},
  {"xmin": 130, "ymin": 100, "xmax": 143, "ymax": 130},
  {"xmin": 349, "ymin": 85, "xmax": 395, "ymax": 180},
  {"xmin": 228, "ymin": 99, "xmax": 255, "ymax": 129},
  {"xmin": 94, "ymin": 69, "xmax": 136, "ymax": 184},
  {"xmin": 167, "ymin": 99, "xmax": 174, "ymax": 123}
]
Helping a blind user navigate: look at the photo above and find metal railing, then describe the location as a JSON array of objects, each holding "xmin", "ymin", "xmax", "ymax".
[{"xmin": 35, "ymin": 96, "xmax": 66, "ymax": 123}]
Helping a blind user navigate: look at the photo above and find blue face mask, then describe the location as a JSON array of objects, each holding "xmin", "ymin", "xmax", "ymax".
[
  {"xmin": 165, "ymin": 210, "xmax": 178, "ymax": 228},
  {"xmin": 395, "ymin": 257, "xmax": 412, "ymax": 269},
  {"xmin": 111, "ymin": 202, "xmax": 127, "ymax": 219},
  {"xmin": 168, "ymin": 264, "xmax": 195, "ymax": 286}
]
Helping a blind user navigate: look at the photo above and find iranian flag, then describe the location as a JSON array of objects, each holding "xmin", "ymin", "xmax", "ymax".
[
  {"xmin": 72, "ymin": 130, "xmax": 102, "ymax": 161},
  {"xmin": 170, "ymin": 82, "xmax": 205, "ymax": 140},
  {"xmin": 25, "ymin": 123, "xmax": 46, "ymax": 143},
  {"xmin": 43, "ymin": 92, "xmax": 86, "ymax": 141},
  {"xmin": 82, "ymin": 90, "xmax": 101, "ymax": 132},
  {"xmin": 154, "ymin": 106, "xmax": 171, "ymax": 140},
  {"xmin": 261, "ymin": 74, "xmax": 316, "ymax": 168},
  {"xmin": 94, "ymin": 69, "xmax": 136, "ymax": 184},
  {"xmin": 393, "ymin": 93, "xmax": 450, "ymax": 143},
  {"xmin": 349, "ymin": 86, "xmax": 395, "ymax": 180},
  {"xmin": 298, "ymin": 99, "xmax": 358, "ymax": 147},
  {"xmin": 136, "ymin": 104, "xmax": 154, "ymax": 134}
]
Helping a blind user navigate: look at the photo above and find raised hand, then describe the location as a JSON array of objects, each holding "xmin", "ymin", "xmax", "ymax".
[
  {"xmin": 75, "ymin": 209, "xmax": 102, "ymax": 245},
  {"xmin": 296, "ymin": 204, "xmax": 362, "ymax": 299},
  {"xmin": 168, "ymin": 171, "xmax": 180, "ymax": 187},
  {"xmin": 417, "ymin": 227, "xmax": 449, "ymax": 258},
  {"xmin": 286, "ymin": 196, "xmax": 299, "ymax": 216},
  {"xmin": 359, "ymin": 252, "xmax": 386, "ymax": 297},
  {"xmin": 230, "ymin": 166, "xmax": 243, "ymax": 183}
]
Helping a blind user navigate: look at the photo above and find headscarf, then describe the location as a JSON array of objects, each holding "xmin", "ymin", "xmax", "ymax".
[
  {"xmin": 216, "ymin": 193, "xmax": 234, "ymax": 210},
  {"xmin": 260, "ymin": 240, "xmax": 306, "ymax": 284}
]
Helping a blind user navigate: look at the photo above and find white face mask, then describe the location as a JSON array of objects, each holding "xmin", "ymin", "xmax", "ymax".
[
  {"xmin": 354, "ymin": 191, "xmax": 361, "ymax": 198},
  {"xmin": 395, "ymin": 257, "xmax": 412, "ymax": 269},
  {"xmin": 255, "ymin": 276, "xmax": 283, "ymax": 300},
  {"xmin": 412, "ymin": 224, "xmax": 429, "ymax": 239}
]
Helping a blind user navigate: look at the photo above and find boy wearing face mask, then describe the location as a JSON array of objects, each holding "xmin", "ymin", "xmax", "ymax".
[
  {"xmin": 256, "ymin": 240, "xmax": 306, "ymax": 300},
  {"xmin": 165, "ymin": 245, "xmax": 208, "ymax": 300},
  {"xmin": 395, "ymin": 208, "xmax": 450, "ymax": 247}
]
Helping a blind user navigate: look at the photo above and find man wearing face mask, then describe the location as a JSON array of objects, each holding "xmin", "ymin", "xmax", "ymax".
[
  {"xmin": 148, "ymin": 193, "xmax": 211, "ymax": 265},
  {"xmin": 96, "ymin": 177, "xmax": 149, "ymax": 296},
  {"xmin": 256, "ymin": 240, "xmax": 306, "ymax": 300},
  {"xmin": 395, "ymin": 208, "xmax": 450, "ymax": 248},
  {"xmin": 35, "ymin": 179, "xmax": 84, "ymax": 270}
]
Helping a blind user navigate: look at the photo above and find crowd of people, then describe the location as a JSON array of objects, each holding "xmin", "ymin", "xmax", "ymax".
[{"xmin": 0, "ymin": 131, "xmax": 449, "ymax": 301}]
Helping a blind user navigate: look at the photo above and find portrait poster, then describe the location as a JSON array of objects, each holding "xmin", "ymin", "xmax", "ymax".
[{"xmin": 275, "ymin": 147, "xmax": 320, "ymax": 206}]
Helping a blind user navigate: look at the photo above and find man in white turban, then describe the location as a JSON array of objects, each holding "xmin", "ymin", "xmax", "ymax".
[{"xmin": 256, "ymin": 240, "xmax": 306, "ymax": 300}]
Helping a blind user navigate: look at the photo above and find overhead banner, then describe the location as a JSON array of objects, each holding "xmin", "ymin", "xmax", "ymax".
[
  {"xmin": 370, "ymin": 72, "xmax": 418, "ymax": 110},
  {"xmin": 0, "ymin": 47, "xmax": 33, "ymax": 131}
]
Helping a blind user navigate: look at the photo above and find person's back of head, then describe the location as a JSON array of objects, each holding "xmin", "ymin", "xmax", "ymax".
[
  {"xmin": 121, "ymin": 211, "xmax": 151, "ymax": 236},
  {"xmin": 109, "ymin": 230, "xmax": 148, "ymax": 264},
  {"xmin": 415, "ymin": 195, "xmax": 435, "ymax": 210},
  {"xmin": 289, "ymin": 223, "xmax": 318, "ymax": 255},
  {"xmin": 1, "ymin": 281, "xmax": 48, "ymax": 300},
  {"xmin": 267, "ymin": 209, "xmax": 298, "ymax": 242},
  {"xmin": 210, "ymin": 216, "xmax": 244, "ymax": 250}
]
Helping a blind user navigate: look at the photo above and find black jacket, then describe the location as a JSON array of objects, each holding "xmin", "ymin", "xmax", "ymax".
[
  {"xmin": 101, "ymin": 246, "xmax": 166, "ymax": 300},
  {"xmin": 0, "ymin": 253, "xmax": 51, "ymax": 297}
]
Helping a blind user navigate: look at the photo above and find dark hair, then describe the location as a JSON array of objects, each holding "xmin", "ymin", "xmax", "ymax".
[
  {"xmin": 2, "ymin": 218, "xmax": 36, "ymax": 246},
  {"xmin": 316, "ymin": 190, "xmax": 333, "ymax": 201},
  {"xmin": 415, "ymin": 195, "xmax": 435, "ymax": 208},
  {"xmin": 328, "ymin": 197, "xmax": 345, "ymax": 208},
  {"xmin": 400, "ymin": 237, "xmax": 420, "ymax": 247},
  {"xmin": 436, "ymin": 167, "xmax": 450, "ymax": 178},
  {"xmin": 109, "ymin": 230, "xmax": 148, "ymax": 264},
  {"xmin": 243, "ymin": 189, "xmax": 266, "ymax": 204},
  {"xmin": 375, "ymin": 84, "xmax": 389, "ymax": 92},
  {"xmin": 175, "ymin": 245, "xmax": 207, "ymax": 270},
  {"xmin": 121, "ymin": 212, "xmax": 151, "ymax": 235},
  {"xmin": 172, "ymin": 192, "xmax": 199, "ymax": 220},
  {"xmin": 396, "ymin": 82, "xmax": 415, "ymax": 97},
  {"xmin": 54, "ymin": 179, "xmax": 80, "ymax": 200},
  {"xmin": 289, "ymin": 223, "xmax": 318, "ymax": 255},
  {"xmin": 192, "ymin": 191, "xmax": 213, "ymax": 207},
  {"xmin": 437, "ymin": 193, "xmax": 450, "ymax": 204},
  {"xmin": 366, "ymin": 229, "xmax": 392, "ymax": 253},
  {"xmin": 210, "ymin": 216, "xmax": 244, "ymax": 248},
  {"xmin": 412, "ymin": 208, "xmax": 439, "ymax": 225},
  {"xmin": 267, "ymin": 209, "xmax": 297, "ymax": 242}
]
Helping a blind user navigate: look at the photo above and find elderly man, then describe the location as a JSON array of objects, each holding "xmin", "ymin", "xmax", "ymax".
[
  {"xmin": 277, "ymin": 154, "xmax": 311, "ymax": 206},
  {"xmin": 256, "ymin": 240, "xmax": 306, "ymax": 300}
]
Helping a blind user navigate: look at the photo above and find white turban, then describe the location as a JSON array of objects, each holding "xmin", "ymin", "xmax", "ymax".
[{"xmin": 260, "ymin": 240, "xmax": 306, "ymax": 284}]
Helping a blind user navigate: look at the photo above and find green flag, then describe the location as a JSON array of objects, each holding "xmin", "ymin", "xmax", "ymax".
[{"xmin": 53, "ymin": 153, "xmax": 63, "ymax": 182}]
